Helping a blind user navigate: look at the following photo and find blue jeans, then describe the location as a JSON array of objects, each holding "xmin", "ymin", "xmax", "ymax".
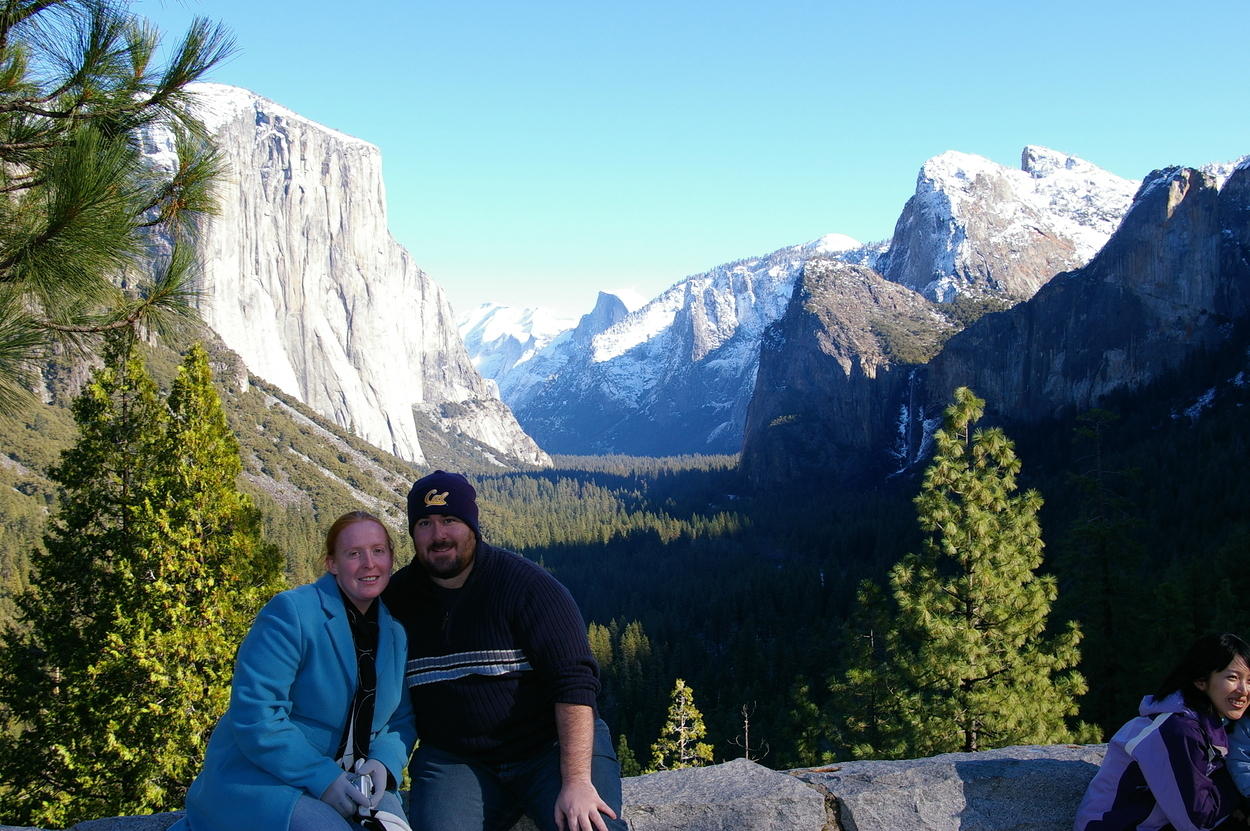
[{"xmin": 407, "ymin": 718, "xmax": 626, "ymax": 831}]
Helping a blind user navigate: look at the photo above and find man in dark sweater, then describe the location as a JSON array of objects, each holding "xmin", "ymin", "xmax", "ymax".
[{"xmin": 383, "ymin": 470, "xmax": 625, "ymax": 831}]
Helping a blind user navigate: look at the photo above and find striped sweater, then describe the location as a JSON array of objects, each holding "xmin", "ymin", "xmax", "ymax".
[{"xmin": 382, "ymin": 541, "xmax": 600, "ymax": 763}]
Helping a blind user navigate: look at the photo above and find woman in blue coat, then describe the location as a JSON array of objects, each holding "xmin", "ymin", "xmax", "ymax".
[{"xmin": 172, "ymin": 511, "xmax": 415, "ymax": 831}]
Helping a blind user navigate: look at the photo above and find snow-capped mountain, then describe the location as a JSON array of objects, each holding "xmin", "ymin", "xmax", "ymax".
[
  {"xmin": 459, "ymin": 303, "xmax": 577, "ymax": 394},
  {"xmin": 507, "ymin": 234, "xmax": 877, "ymax": 455},
  {"xmin": 469, "ymin": 147, "xmax": 1137, "ymax": 456},
  {"xmin": 879, "ymin": 146, "xmax": 1139, "ymax": 301},
  {"xmin": 742, "ymin": 156, "xmax": 1250, "ymax": 486}
]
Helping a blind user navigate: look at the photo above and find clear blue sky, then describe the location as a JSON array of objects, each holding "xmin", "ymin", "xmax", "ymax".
[{"xmin": 136, "ymin": 0, "xmax": 1250, "ymax": 318}]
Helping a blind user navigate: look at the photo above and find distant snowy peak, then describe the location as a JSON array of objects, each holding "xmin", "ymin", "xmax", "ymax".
[
  {"xmin": 805, "ymin": 233, "xmax": 862, "ymax": 255},
  {"xmin": 1204, "ymin": 155, "xmax": 1250, "ymax": 191},
  {"xmin": 921, "ymin": 146, "xmax": 1137, "ymax": 255},
  {"xmin": 459, "ymin": 302, "xmax": 575, "ymax": 350},
  {"xmin": 886, "ymin": 146, "xmax": 1139, "ymax": 300},
  {"xmin": 588, "ymin": 233, "xmax": 857, "ymax": 365},
  {"xmin": 458, "ymin": 302, "xmax": 577, "ymax": 381}
]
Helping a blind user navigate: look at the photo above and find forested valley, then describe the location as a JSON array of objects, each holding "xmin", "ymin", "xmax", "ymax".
[{"xmin": 4, "ymin": 331, "xmax": 1249, "ymax": 788}]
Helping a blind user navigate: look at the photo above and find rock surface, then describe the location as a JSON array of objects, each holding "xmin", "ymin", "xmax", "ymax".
[
  {"xmin": 143, "ymin": 83, "xmax": 548, "ymax": 468},
  {"xmin": 28, "ymin": 745, "xmax": 1110, "ymax": 831},
  {"xmin": 794, "ymin": 744, "xmax": 1106, "ymax": 831},
  {"xmin": 881, "ymin": 147, "xmax": 1137, "ymax": 302}
]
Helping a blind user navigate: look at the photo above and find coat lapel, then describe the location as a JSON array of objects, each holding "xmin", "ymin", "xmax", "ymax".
[{"xmin": 316, "ymin": 573, "xmax": 356, "ymax": 686}]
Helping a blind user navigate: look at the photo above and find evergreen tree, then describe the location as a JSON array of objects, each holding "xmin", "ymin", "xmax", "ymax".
[
  {"xmin": 1055, "ymin": 409, "xmax": 1146, "ymax": 732},
  {"xmin": 0, "ymin": 0, "xmax": 233, "ymax": 411},
  {"xmin": 616, "ymin": 734, "xmax": 641, "ymax": 778},
  {"xmin": 650, "ymin": 678, "xmax": 714, "ymax": 771},
  {"xmin": 0, "ymin": 337, "xmax": 282, "ymax": 826},
  {"xmin": 838, "ymin": 387, "xmax": 1090, "ymax": 758},
  {"xmin": 828, "ymin": 579, "xmax": 906, "ymax": 760},
  {"xmin": 776, "ymin": 681, "xmax": 834, "ymax": 769}
]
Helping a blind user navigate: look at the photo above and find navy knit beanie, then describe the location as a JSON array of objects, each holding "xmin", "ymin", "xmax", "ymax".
[{"xmin": 407, "ymin": 470, "xmax": 480, "ymax": 538}]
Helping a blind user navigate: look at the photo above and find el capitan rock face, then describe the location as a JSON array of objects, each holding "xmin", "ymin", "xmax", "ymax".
[{"xmin": 144, "ymin": 83, "xmax": 548, "ymax": 468}]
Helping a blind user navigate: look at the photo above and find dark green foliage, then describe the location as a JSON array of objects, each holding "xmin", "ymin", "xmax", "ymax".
[
  {"xmin": 943, "ymin": 293, "xmax": 1014, "ymax": 327},
  {"xmin": 835, "ymin": 387, "xmax": 1090, "ymax": 757},
  {"xmin": 0, "ymin": 337, "xmax": 284, "ymax": 826},
  {"xmin": 615, "ymin": 734, "xmax": 641, "ymax": 778},
  {"xmin": 0, "ymin": 0, "xmax": 234, "ymax": 411}
]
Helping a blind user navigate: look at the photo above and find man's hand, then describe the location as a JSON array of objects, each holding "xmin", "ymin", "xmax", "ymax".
[
  {"xmin": 554, "ymin": 702, "xmax": 619, "ymax": 830},
  {"xmin": 554, "ymin": 777, "xmax": 617, "ymax": 831}
]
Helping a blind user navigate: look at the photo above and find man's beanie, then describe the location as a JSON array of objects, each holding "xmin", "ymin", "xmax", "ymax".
[{"xmin": 407, "ymin": 470, "xmax": 480, "ymax": 538}]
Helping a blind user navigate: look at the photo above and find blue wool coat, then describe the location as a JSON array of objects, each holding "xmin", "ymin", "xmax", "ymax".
[{"xmin": 172, "ymin": 573, "xmax": 415, "ymax": 831}]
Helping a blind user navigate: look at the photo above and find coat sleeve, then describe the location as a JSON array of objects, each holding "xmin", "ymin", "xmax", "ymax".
[
  {"xmin": 225, "ymin": 591, "xmax": 345, "ymax": 799},
  {"xmin": 1130, "ymin": 715, "xmax": 1239, "ymax": 831},
  {"xmin": 1227, "ymin": 718, "xmax": 1250, "ymax": 797}
]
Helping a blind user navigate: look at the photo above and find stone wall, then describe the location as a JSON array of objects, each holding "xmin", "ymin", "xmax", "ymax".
[{"xmin": 1, "ymin": 744, "xmax": 1106, "ymax": 831}]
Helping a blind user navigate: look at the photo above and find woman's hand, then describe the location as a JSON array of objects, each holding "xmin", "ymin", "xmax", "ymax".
[
  {"xmin": 356, "ymin": 758, "xmax": 389, "ymax": 809},
  {"xmin": 320, "ymin": 771, "xmax": 369, "ymax": 818}
]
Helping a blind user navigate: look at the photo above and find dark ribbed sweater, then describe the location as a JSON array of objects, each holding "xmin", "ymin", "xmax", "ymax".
[{"xmin": 382, "ymin": 541, "xmax": 600, "ymax": 763}]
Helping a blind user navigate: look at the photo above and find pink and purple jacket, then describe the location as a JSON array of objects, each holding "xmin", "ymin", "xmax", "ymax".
[{"xmin": 1074, "ymin": 692, "xmax": 1239, "ymax": 831}]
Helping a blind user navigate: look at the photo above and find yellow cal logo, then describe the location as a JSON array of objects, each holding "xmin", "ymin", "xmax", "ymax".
[{"xmin": 424, "ymin": 489, "xmax": 449, "ymax": 507}]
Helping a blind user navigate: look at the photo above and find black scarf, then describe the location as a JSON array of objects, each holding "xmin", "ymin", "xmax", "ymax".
[{"xmin": 335, "ymin": 592, "xmax": 379, "ymax": 768}]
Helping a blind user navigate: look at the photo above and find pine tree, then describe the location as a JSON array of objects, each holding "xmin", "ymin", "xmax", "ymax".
[
  {"xmin": 827, "ymin": 579, "xmax": 904, "ymax": 760},
  {"xmin": 616, "ymin": 734, "xmax": 641, "ymax": 778},
  {"xmin": 650, "ymin": 678, "xmax": 714, "ymax": 771},
  {"xmin": 0, "ymin": 0, "xmax": 233, "ymax": 411},
  {"xmin": 776, "ymin": 681, "xmax": 834, "ymax": 769},
  {"xmin": 838, "ymin": 387, "xmax": 1091, "ymax": 758},
  {"xmin": 0, "ymin": 338, "xmax": 283, "ymax": 826}
]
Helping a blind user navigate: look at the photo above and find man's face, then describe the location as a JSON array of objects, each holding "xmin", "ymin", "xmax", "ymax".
[{"xmin": 411, "ymin": 513, "xmax": 477, "ymax": 587}]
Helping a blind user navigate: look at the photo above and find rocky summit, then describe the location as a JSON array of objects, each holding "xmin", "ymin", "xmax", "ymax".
[{"xmin": 741, "ymin": 156, "xmax": 1250, "ymax": 487}]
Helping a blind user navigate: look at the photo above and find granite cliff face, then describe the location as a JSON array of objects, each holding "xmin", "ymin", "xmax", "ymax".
[
  {"xmin": 921, "ymin": 162, "xmax": 1250, "ymax": 420},
  {"xmin": 742, "ymin": 157, "xmax": 1250, "ymax": 485},
  {"xmin": 146, "ymin": 84, "xmax": 548, "ymax": 467},
  {"xmin": 880, "ymin": 146, "xmax": 1137, "ymax": 301},
  {"xmin": 741, "ymin": 260, "xmax": 955, "ymax": 485}
]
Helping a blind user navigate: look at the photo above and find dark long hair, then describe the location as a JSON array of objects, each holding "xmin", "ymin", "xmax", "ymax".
[{"xmin": 1152, "ymin": 633, "xmax": 1250, "ymax": 713}]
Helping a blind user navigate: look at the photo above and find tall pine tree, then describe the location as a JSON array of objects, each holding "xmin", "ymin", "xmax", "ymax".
[
  {"xmin": 0, "ymin": 338, "xmax": 284, "ymax": 826},
  {"xmin": 837, "ymin": 387, "xmax": 1091, "ymax": 758}
]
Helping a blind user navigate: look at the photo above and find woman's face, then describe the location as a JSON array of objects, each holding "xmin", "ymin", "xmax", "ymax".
[
  {"xmin": 326, "ymin": 520, "xmax": 393, "ymax": 613},
  {"xmin": 1195, "ymin": 655, "xmax": 1250, "ymax": 720}
]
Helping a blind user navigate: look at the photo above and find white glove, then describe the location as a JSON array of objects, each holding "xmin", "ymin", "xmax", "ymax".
[
  {"xmin": 356, "ymin": 758, "xmax": 389, "ymax": 809},
  {"xmin": 320, "ymin": 771, "xmax": 369, "ymax": 818}
]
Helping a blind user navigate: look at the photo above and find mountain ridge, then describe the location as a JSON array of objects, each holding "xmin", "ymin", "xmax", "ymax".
[{"xmin": 466, "ymin": 146, "xmax": 1139, "ymax": 455}]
